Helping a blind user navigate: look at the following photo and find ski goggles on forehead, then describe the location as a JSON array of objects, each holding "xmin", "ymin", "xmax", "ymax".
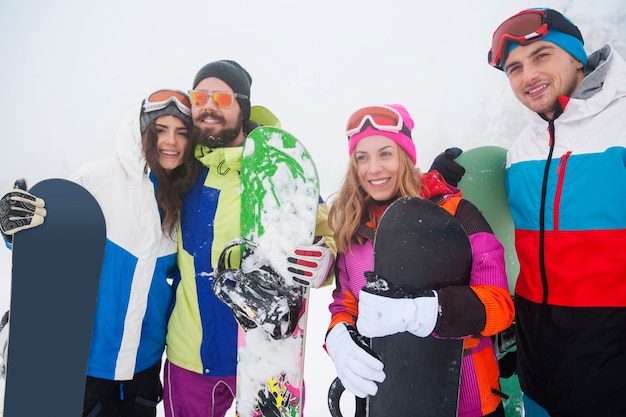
[
  {"xmin": 142, "ymin": 89, "xmax": 191, "ymax": 116},
  {"xmin": 488, "ymin": 8, "xmax": 582, "ymax": 70},
  {"xmin": 188, "ymin": 90, "xmax": 249, "ymax": 108},
  {"xmin": 346, "ymin": 105, "xmax": 410, "ymax": 138}
]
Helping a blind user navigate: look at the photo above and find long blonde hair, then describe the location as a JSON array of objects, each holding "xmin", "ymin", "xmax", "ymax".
[{"xmin": 328, "ymin": 149, "xmax": 423, "ymax": 253}]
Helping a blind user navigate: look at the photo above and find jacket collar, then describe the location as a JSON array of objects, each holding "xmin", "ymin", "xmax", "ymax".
[
  {"xmin": 573, "ymin": 44, "xmax": 613, "ymax": 100},
  {"xmin": 195, "ymin": 145, "xmax": 242, "ymax": 173}
]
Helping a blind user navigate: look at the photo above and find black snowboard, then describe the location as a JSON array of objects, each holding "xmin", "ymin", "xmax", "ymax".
[
  {"xmin": 329, "ymin": 197, "xmax": 472, "ymax": 417},
  {"xmin": 3, "ymin": 179, "xmax": 106, "ymax": 417}
]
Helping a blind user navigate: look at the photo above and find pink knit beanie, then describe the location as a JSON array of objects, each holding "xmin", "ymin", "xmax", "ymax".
[{"xmin": 347, "ymin": 104, "xmax": 417, "ymax": 164}]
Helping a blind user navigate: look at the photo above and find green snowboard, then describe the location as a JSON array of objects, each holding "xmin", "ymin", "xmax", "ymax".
[
  {"xmin": 456, "ymin": 146, "xmax": 518, "ymax": 288},
  {"xmin": 215, "ymin": 126, "xmax": 319, "ymax": 417},
  {"xmin": 456, "ymin": 146, "xmax": 522, "ymax": 417}
]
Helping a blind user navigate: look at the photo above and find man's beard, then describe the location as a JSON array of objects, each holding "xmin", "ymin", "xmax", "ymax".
[{"xmin": 191, "ymin": 112, "xmax": 243, "ymax": 148}]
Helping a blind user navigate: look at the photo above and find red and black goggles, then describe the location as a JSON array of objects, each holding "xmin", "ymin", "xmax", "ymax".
[
  {"xmin": 487, "ymin": 8, "xmax": 583, "ymax": 70},
  {"xmin": 345, "ymin": 105, "xmax": 410, "ymax": 138},
  {"xmin": 142, "ymin": 89, "xmax": 191, "ymax": 116}
]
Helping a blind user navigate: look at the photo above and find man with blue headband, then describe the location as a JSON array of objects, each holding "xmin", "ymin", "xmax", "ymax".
[{"xmin": 486, "ymin": 8, "xmax": 626, "ymax": 417}]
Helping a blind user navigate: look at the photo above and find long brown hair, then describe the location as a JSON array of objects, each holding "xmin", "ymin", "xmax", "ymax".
[
  {"xmin": 142, "ymin": 118, "xmax": 200, "ymax": 237},
  {"xmin": 328, "ymin": 148, "xmax": 423, "ymax": 253}
]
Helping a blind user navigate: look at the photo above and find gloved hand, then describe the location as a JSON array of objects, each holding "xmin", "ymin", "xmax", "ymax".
[
  {"xmin": 325, "ymin": 322, "xmax": 386, "ymax": 398},
  {"xmin": 0, "ymin": 310, "xmax": 8, "ymax": 379},
  {"xmin": 429, "ymin": 147, "xmax": 465, "ymax": 187},
  {"xmin": 288, "ymin": 236, "xmax": 334, "ymax": 288},
  {"xmin": 357, "ymin": 288, "xmax": 439, "ymax": 338},
  {"xmin": 0, "ymin": 180, "xmax": 46, "ymax": 244}
]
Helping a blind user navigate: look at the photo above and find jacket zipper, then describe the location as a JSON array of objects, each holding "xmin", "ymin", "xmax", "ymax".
[{"xmin": 539, "ymin": 120, "xmax": 556, "ymax": 305}]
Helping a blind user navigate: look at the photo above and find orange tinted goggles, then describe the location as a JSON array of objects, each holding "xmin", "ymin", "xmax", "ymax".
[
  {"xmin": 143, "ymin": 89, "xmax": 191, "ymax": 116},
  {"xmin": 188, "ymin": 90, "xmax": 249, "ymax": 108}
]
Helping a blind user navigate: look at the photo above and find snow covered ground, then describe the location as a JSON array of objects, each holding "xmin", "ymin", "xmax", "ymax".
[{"xmin": 1, "ymin": 0, "xmax": 625, "ymax": 415}]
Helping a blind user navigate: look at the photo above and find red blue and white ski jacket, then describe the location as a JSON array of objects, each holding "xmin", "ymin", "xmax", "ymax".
[
  {"xmin": 328, "ymin": 172, "xmax": 514, "ymax": 417},
  {"xmin": 505, "ymin": 45, "xmax": 626, "ymax": 416},
  {"xmin": 70, "ymin": 105, "xmax": 177, "ymax": 381}
]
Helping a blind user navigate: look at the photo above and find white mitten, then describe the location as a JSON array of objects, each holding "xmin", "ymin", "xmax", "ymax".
[
  {"xmin": 357, "ymin": 289, "xmax": 439, "ymax": 338},
  {"xmin": 288, "ymin": 237, "xmax": 334, "ymax": 288},
  {"xmin": 325, "ymin": 323, "xmax": 386, "ymax": 398}
]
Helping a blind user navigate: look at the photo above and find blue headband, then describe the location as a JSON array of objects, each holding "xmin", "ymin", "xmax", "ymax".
[{"xmin": 507, "ymin": 28, "xmax": 588, "ymax": 69}]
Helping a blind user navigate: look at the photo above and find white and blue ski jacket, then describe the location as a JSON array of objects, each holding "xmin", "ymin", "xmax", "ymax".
[{"xmin": 70, "ymin": 105, "xmax": 176, "ymax": 381}]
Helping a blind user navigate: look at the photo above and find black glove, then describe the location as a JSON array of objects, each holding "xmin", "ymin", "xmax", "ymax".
[
  {"xmin": 429, "ymin": 147, "xmax": 465, "ymax": 187},
  {"xmin": 0, "ymin": 179, "xmax": 46, "ymax": 244}
]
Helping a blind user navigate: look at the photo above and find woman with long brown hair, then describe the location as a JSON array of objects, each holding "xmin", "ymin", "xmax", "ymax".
[
  {"xmin": 74, "ymin": 89, "xmax": 200, "ymax": 417},
  {"xmin": 0, "ymin": 89, "xmax": 199, "ymax": 417}
]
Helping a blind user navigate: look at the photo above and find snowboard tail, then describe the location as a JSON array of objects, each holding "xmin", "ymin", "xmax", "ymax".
[{"xmin": 3, "ymin": 179, "xmax": 106, "ymax": 417}]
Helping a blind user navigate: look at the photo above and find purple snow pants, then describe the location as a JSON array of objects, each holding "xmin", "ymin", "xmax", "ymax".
[{"xmin": 163, "ymin": 359, "xmax": 236, "ymax": 417}]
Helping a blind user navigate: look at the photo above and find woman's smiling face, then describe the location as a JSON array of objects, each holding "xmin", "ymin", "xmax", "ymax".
[{"xmin": 354, "ymin": 135, "xmax": 401, "ymax": 202}]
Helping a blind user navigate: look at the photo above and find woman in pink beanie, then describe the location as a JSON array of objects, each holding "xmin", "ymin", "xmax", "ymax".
[{"xmin": 324, "ymin": 104, "xmax": 514, "ymax": 416}]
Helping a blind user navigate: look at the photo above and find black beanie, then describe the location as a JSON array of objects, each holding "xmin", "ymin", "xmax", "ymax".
[{"xmin": 192, "ymin": 60, "xmax": 252, "ymax": 121}]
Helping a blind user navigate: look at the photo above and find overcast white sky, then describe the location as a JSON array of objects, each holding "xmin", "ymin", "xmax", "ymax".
[{"xmin": 1, "ymin": 0, "xmax": 625, "ymax": 415}]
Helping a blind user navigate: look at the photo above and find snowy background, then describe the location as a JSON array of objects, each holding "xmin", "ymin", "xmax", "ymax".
[{"xmin": 1, "ymin": 0, "xmax": 625, "ymax": 415}]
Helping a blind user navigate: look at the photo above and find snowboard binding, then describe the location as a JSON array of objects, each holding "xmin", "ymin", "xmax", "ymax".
[{"xmin": 213, "ymin": 238, "xmax": 303, "ymax": 340}]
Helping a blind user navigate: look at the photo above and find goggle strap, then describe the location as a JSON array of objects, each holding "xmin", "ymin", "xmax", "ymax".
[
  {"xmin": 346, "ymin": 118, "xmax": 411, "ymax": 139},
  {"xmin": 346, "ymin": 106, "xmax": 403, "ymax": 135},
  {"xmin": 142, "ymin": 96, "xmax": 191, "ymax": 117}
]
